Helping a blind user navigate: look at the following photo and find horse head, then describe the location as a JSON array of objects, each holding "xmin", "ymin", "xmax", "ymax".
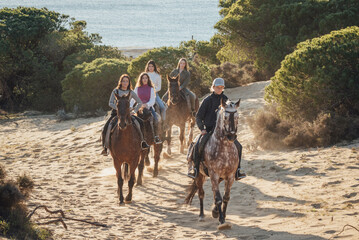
[
  {"xmin": 114, "ymin": 92, "xmax": 132, "ymax": 130},
  {"xmin": 167, "ymin": 74, "xmax": 181, "ymax": 105},
  {"xmin": 218, "ymin": 99, "xmax": 241, "ymax": 142},
  {"xmin": 137, "ymin": 107, "xmax": 152, "ymax": 122}
]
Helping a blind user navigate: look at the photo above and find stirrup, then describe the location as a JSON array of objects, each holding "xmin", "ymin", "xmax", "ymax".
[
  {"xmin": 187, "ymin": 167, "xmax": 198, "ymax": 179},
  {"xmin": 235, "ymin": 168, "xmax": 246, "ymax": 180},
  {"xmin": 191, "ymin": 111, "xmax": 196, "ymax": 117},
  {"xmin": 141, "ymin": 141, "xmax": 150, "ymax": 150}
]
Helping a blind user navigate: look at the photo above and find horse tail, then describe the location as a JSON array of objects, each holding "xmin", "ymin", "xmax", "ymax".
[
  {"xmin": 185, "ymin": 179, "xmax": 198, "ymax": 205},
  {"xmin": 121, "ymin": 163, "xmax": 130, "ymax": 182}
]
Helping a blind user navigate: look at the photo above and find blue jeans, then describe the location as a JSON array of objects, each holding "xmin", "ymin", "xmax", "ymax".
[
  {"xmin": 155, "ymin": 93, "xmax": 166, "ymax": 121},
  {"xmin": 150, "ymin": 107, "xmax": 158, "ymax": 123}
]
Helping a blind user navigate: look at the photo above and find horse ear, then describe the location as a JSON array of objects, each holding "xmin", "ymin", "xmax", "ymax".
[{"xmin": 235, "ymin": 98, "xmax": 241, "ymax": 108}]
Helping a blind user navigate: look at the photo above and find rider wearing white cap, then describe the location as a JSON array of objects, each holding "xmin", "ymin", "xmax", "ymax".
[{"xmin": 187, "ymin": 78, "xmax": 246, "ymax": 180}]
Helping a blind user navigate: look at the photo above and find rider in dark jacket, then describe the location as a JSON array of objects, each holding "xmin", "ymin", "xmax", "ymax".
[{"xmin": 188, "ymin": 78, "xmax": 246, "ymax": 180}]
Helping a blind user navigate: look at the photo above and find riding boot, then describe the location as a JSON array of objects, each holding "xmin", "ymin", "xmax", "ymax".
[
  {"xmin": 101, "ymin": 125, "xmax": 107, "ymax": 156},
  {"xmin": 187, "ymin": 136, "xmax": 202, "ymax": 178},
  {"xmin": 234, "ymin": 140, "xmax": 246, "ymax": 180},
  {"xmin": 102, "ymin": 122, "xmax": 113, "ymax": 156},
  {"xmin": 150, "ymin": 118, "xmax": 162, "ymax": 144},
  {"xmin": 133, "ymin": 118, "xmax": 150, "ymax": 150}
]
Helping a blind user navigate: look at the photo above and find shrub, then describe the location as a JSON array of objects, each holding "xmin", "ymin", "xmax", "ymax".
[
  {"xmin": 211, "ymin": 62, "xmax": 267, "ymax": 88},
  {"xmin": 62, "ymin": 58, "xmax": 130, "ymax": 112},
  {"xmin": 265, "ymin": 26, "xmax": 359, "ymax": 121},
  {"xmin": 215, "ymin": 0, "xmax": 359, "ymax": 75},
  {"xmin": 0, "ymin": 166, "xmax": 51, "ymax": 239},
  {"xmin": 188, "ymin": 58, "xmax": 213, "ymax": 97}
]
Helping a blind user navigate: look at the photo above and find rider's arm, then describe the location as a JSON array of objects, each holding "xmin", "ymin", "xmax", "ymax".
[
  {"xmin": 108, "ymin": 89, "xmax": 117, "ymax": 110},
  {"xmin": 154, "ymin": 73, "xmax": 161, "ymax": 93},
  {"xmin": 130, "ymin": 90, "xmax": 143, "ymax": 113},
  {"xmin": 179, "ymin": 71, "xmax": 190, "ymax": 90},
  {"xmin": 146, "ymin": 87, "xmax": 156, "ymax": 108},
  {"xmin": 196, "ymin": 98, "xmax": 209, "ymax": 131}
]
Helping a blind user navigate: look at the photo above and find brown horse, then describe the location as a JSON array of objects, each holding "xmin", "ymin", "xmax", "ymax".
[
  {"xmin": 163, "ymin": 75, "xmax": 199, "ymax": 155},
  {"xmin": 185, "ymin": 99, "xmax": 241, "ymax": 227},
  {"xmin": 136, "ymin": 107, "xmax": 163, "ymax": 181},
  {"xmin": 109, "ymin": 93, "xmax": 145, "ymax": 205}
]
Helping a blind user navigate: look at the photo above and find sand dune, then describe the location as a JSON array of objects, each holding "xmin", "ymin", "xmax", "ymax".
[{"xmin": 1, "ymin": 81, "xmax": 358, "ymax": 239}]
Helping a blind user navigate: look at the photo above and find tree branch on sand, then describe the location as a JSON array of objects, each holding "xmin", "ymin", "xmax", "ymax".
[{"xmin": 27, "ymin": 205, "xmax": 109, "ymax": 229}]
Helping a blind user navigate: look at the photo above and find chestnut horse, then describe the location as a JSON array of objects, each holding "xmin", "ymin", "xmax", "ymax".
[
  {"xmin": 163, "ymin": 75, "xmax": 199, "ymax": 155},
  {"xmin": 136, "ymin": 108, "xmax": 163, "ymax": 181},
  {"xmin": 185, "ymin": 99, "xmax": 241, "ymax": 227},
  {"xmin": 109, "ymin": 93, "xmax": 145, "ymax": 205}
]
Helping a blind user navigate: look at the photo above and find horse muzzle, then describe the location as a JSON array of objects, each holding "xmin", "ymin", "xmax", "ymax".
[{"xmin": 226, "ymin": 133, "xmax": 237, "ymax": 142}]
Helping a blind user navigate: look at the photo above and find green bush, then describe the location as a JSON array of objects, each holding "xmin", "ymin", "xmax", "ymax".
[
  {"xmin": 187, "ymin": 58, "xmax": 213, "ymax": 97},
  {"xmin": 63, "ymin": 45, "xmax": 126, "ymax": 73},
  {"xmin": 249, "ymin": 26, "xmax": 359, "ymax": 149},
  {"xmin": 215, "ymin": 0, "xmax": 359, "ymax": 75},
  {"xmin": 265, "ymin": 26, "xmax": 359, "ymax": 121},
  {"xmin": 62, "ymin": 58, "xmax": 130, "ymax": 112},
  {"xmin": 211, "ymin": 62, "xmax": 266, "ymax": 88},
  {"xmin": 0, "ymin": 7, "xmax": 101, "ymax": 112},
  {"xmin": 127, "ymin": 47, "xmax": 189, "ymax": 96}
]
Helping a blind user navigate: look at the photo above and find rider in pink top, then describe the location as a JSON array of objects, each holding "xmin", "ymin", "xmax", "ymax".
[{"xmin": 132, "ymin": 72, "xmax": 162, "ymax": 144}]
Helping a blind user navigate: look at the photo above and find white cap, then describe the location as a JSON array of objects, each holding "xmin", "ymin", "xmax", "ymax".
[{"xmin": 212, "ymin": 78, "xmax": 225, "ymax": 87}]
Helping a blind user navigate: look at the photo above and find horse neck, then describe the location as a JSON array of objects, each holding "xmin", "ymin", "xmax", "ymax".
[{"xmin": 213, "ymin": 110, "xmax": 226, "ymax": 143}]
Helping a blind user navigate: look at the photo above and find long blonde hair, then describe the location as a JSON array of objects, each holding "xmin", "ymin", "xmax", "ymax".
[{"xmin": 176, "ymin": 58, "xmax": 189, "ymax": 71}]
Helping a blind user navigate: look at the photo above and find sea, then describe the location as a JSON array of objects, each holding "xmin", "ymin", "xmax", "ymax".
[{"xmin": 0, "ymin": 0, "xmax": 220, "ymax": 49}]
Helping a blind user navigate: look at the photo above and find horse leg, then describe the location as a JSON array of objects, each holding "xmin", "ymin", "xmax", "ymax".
[
  {"xmin": 115, "ymin": 162, "xmax": 124, "ymax": 205},
  {"xmin": 222, "ymin": 178, "xmax": 234, "ymax": 221},
  {"xmin": 210, "ymin": 175, "xmax": 225, "ymax": 224},
  {"xmin": 179, "ymin": 124, "xmax": 185, "ymax": 154},
  {"xmin": 125, "ymin": 172, "xmax": 136, "ymax": 203},
  {"xmin": 166, "ymin": 126, "xmax": 172, "ymax": 155},
  {"xmin": 144, "ymin": 148, "xmax": 150, "ymax": 166},
  {"xmin": 137, "ymin": 151, "xmax": 145, "ymax": 186},
  {"xmin": 197, "ymin": 174, "xmax": 206, "ymax": 222},
  {"xmin": 153, "ymin": 144, "xmax": 162, "ymax": 177}
]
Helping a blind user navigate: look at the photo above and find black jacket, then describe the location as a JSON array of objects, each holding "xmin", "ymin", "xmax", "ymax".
[{"xmin": 196, "ymin": 92, "xmax": 228, "ymax": 131}]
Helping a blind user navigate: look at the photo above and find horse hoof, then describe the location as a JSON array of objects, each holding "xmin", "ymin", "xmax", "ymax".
[
  {"xmin": 198, "ymin": 216, "xmax": 205, "ymax": 222},
  {"xmin": 217, "ymin": 222, "xmax": 232, "ymax": 231},
  {"xmin": 153, "ymin": 171, "xmax": 158, "ymax": 178},
  {"xmin": 147, "ymin": 166, "xmax": 154, "ymax": 172},
  {"xmin": 125, "ymin": 196, "xmax": 132, "ymax": 203},
  {"xmin": 212, "ymin": 206, "xmax": 219, "ymax": 218},
  {"xmin": 163, "ymin": 152, "xmax": 171, "ymax": 159},
  {"xmin": 145, "ymin": 158, "xmax": 150, "ymax": 166},
  {"xmin": 119, "ymin": 201, "xmax": 125, "ymax": 206}
]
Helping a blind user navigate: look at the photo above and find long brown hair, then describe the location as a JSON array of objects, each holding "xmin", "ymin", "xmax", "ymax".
[
  {"xmin": 116, "ymin": 74, "xmax": 132, "ymax": 90},
  {"xmin": 144, "ymin": 60, "xmax": 160, "ymax": 74},
  {"xmin": 176, "ymin": 58, "xmax": 189, "ymax": 71},
  {"xmin": 135, "ymin": 72, "xmax": 155, "ymax": 89}
]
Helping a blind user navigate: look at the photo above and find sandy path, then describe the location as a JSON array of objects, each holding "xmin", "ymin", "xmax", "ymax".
[{"xmin": 1, "ymin": 81, "xmax": 358, "ymax": 239}]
